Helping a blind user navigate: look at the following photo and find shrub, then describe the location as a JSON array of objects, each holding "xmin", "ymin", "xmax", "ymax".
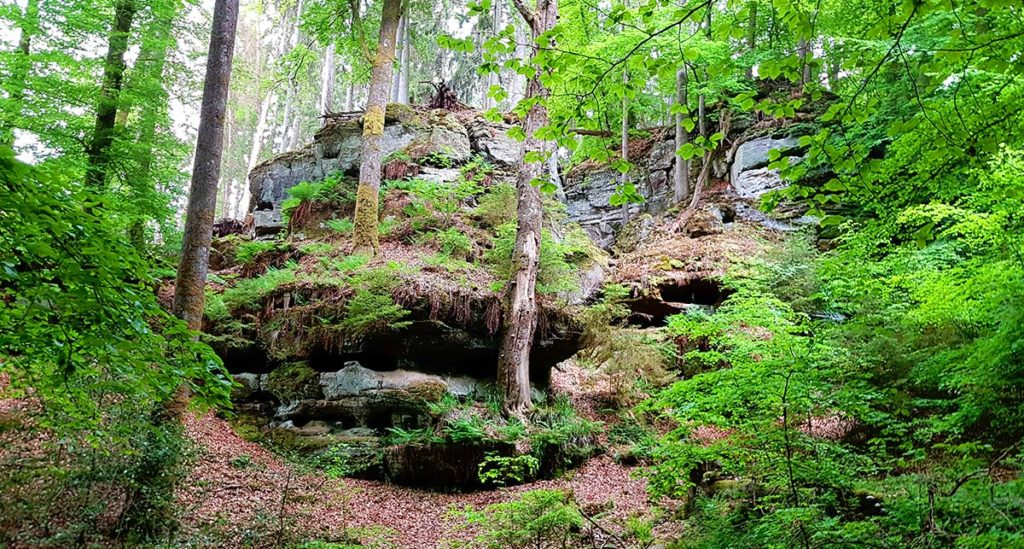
[
  {"xmin": 446, "ymin": 489, "xmax": 583, "ymax": 549},
  {"xmin": 477, "ymin": 454, "xmax": 540, "ymax": 487},
  {"xmin": 434, "ymin": 227, "xmax": 473, "ymax": 259}
]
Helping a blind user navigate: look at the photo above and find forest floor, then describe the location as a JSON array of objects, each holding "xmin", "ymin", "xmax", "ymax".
[{"xmin": 178, "ymin": 412, "xmax": 663, "ymax": 547}]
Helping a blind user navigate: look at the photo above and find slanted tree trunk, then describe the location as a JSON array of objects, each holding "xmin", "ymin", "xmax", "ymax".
[
  {"xmin": 497, "ymin": 0, "xmax": 557, "ymax": 417},
  {"xmin": 673, "ymin": 67, "xmax": 690, "ymax": 203},
  {"xmin": 1, "ymin": 0, "xmax": 39, "ymax": 148},
  {"xmin": 85, "ymin": 0, "xmax": 136, "ymax": 191},
  {"xmin": 129, "ymin": 4, "xmax": 177, "ymax": 250},
  {"xmin": 351, "ymin": 0, "xmax": 402, "ymax": 255}
]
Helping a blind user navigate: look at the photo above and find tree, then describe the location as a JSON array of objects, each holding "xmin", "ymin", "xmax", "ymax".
[
  {"xmin": 0, "ymin": 0, "xmax": 39, "ymax": 148},
  {"xmin": 351, "ymin": 0, "xmax": 403, "ymax": 255},
  {"xmin": 673, "ymin": 67, "xmax": 689, "ymax": 202},
  {"xmin": 496, "ymin": 0, "xmax": 558, "ymax": 416},
  {"xmin": 172, "ymin": 0, "xmax": 240, "ymax": 401},
  {"xmin": 84, "ymin": 0, "xmax": 137, "ymax": 191}
]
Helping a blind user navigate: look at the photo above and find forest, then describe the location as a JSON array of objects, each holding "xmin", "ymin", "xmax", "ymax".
[{"xmin": 1, "ymin": 0, "xmax": 1023, "ymax": 546}]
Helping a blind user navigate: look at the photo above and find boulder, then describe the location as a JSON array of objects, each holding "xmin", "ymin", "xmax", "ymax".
[
  {"xmin": 465, "ymin": 116, "xmax": 521, "ymax": 166},
  {"xmin": 729, "ymin": 136, "xmax": 801, "ymax": 199},
  {"xmin": 231, "ymin": 373, "xmax": 262, "ymax": 401},
  {"xmin": 319, "ymin": 362, "xmax": 448, "ymax": 401}
]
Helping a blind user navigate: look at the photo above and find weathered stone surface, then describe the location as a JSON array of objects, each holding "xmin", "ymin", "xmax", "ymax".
[
  {"xmin": 733, "ymin": 167, "xmax": 787, "ymax": 199},
  {"xmin": 319, "ymin": 362, "xmax": 447, "ymax": 401},
  {"xmin": 466, "ymin": 116, "xmax": 521, "ymax": 165},
  {"xmin": 729, "ymin": 136, "xmax": 801, "ymax": 199},
  {"xmin": 232, "ymin": 373, "xmax": 262, "ymax": 401},
  {"xmin": 252, "ymin": 209, "xmax": 284, "ymax": 236},
  {"xmin": 565, "ymin": 164, "xmax": 673, "ymax": 249},
  {"xmin": 417, "ymin": 166, "xmax": 461, "ymax": 184}
]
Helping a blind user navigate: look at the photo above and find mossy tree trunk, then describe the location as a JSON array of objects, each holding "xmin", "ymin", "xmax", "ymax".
[
  {"xmin": 498, "ymin": 0, "xmax": 557, "ymax": 417},
  {"xmin": 85, "ymin": 0, "xmax": 136, "ymax": 191},
  {"xmin": 352, "ymin": 0, "xmax": 403, "ymax": 255}
]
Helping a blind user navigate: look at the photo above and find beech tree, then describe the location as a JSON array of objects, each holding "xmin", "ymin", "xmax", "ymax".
[
  {"xmin": 351, "ymin": 0, "xmax": 403, "ymax": 255},
  {"xmin": 84, "ymin": 0, "xmax": 136, "ymax": 191}
]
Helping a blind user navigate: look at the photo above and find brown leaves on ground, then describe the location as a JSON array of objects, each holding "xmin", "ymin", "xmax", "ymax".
[{"xmin": 180, "ymin": 412, "xmax": 655, "ymax": 548}]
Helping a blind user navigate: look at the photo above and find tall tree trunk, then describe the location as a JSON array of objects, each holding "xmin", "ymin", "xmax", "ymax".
[
  {"xmin": 345, "ymin": 79, "xmax": 356, "ymax": 110},
  {"xmin": 129, "ymin": 4, "xmax": 177, "ymax": 250},
  {"xmin": 85, "ymin": 0, "xmax": 136, "ymax": 191},
  {"xmin": 673, "ymin": 67, "xmax": 690, "ymax": 203},
  {"xmin": 1, "ymin": 0, "xmax": 39, "ymax": 148},
  {"xmin": 391, "ymin": 16, "xmax": 405, "ymax": 102},
  {"xmin": 398, "ymin": 18, "xmax": 411, "ymax": 103},
  {"xmin": 620, "ymin": 69, "xmax": 630, "ymax": 225},
  {"xmin": 497, "ymin": 0, "xmax": 557, "ymax": 416},
  {"xmin": 351, "ymin": 0, "xmax": 402, "ymax": 255},
  {"xmin": 173, "ymin": 0, "xmax": 239, "ymax": 338},
  {"xmin": 697, "ymin": 8, "xmax": 710, "ymax": 140},
  {"xmin": 239, "ymin": 92, "xmax": 274, "ymax": 216},
  {"xmin": 319, "ymin": 44, "xmax": 336, "ymax": 117},
  {"xmin": 745, "ymin": 0, "xmax": 757, "ymax": 79},
  {"xmin": 798, "ymin": 38, "xmax": 812, "ymax": 88}
]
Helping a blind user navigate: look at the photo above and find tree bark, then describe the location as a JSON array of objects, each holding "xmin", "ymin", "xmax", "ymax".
[
  {"xmin": 85, "ymin": 0, "xmax": 136, "ymax": 191},
  {"xmin": 673, "ymin": 67, "xmax": 690, "ymax": 203},
  {"xmin": 391, "ymin": 16, "xmax": 405, "ymax": 102},
  {"xmin": 351, "ymin": 0, "xmax": 402, "ymax": 255},
  {"xmin": 620, "ymin": 69, "xmax": 630, "ymax": 225},
  {"xmin": 398, "ymin": 17, "xmax": 411, "ymax": 103},
  {"xmin": 173, "ymin": 0, "xmax": 239, "ymax": 335},
  {"xmin": 745, "ymin": 0, "xmax": 757, "ymax": 79},
  {"xmin": 497, "ymin": 0, "xmax": 557, "ymax": 417},
  {"xmin": 1, "ymin": 0, "xmax": 39, "ymax": 148},
  {"xmin": 798, "ymin": 38, "xmax": 812, "ymax": 88},
  {"xmin": 320, "ymin": 44, "xmax": 337, "ymax": 117}
]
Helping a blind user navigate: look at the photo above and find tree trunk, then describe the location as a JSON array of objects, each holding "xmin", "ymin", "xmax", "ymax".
[
  {"xmin": 745, "ymin": 1, "xmax": 757, "ymax": 79},
  {"xmin": 351, "ymin": 0, "xmax": 402, "ymax": 255},
  {"xmin": 1, "ymin": 0, "xmax": 39, "ymax": 148},
  {"xmin": 239, "ymin": 92, "xmax": 274, "ymax": 216},
  {"xmin": 673, "ymin": 67, "xmax": 690, "ymax": 203},
  {"xmin": 620, "ymin": 69, "xmax": 630, "ymax": 225},
  {"xmin": 798, "ymin": 38, "xmax": 812, "ymax": 88},
  {"xmin": 85, "ymin": 0, "xmax": 136, "ymax": 191},
  {"xmin": 345, "ymin": 79, "xmax": 356, "ymax": 111},
  {"xmin": 498, "ymin": 0, "xmax": 557, "ymax": 417},
  {"xmin": 398, "ymin": 18, "xmax": 411, "ymax": 103},
  {"xmin": 173, "ymin": 0, "xmax": 239, "ymax": 336},
  {"xmin": 129, "ymin": 4, "xmax": 177, "ymax": 249},
  {"xmin": 320, "ymin": 44, "xmax": 336, "ymax": 117},
  {"xmin": 391, "ymin": 16, "xmax": 405, "ymax": 102}
]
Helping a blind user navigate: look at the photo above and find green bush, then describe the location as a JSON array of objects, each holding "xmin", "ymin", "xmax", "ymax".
[
  {"xmin": 446, "ymin": 489, "xmax": 583, "ymax": 549},
  {"xmin": 434, "ymin": 227, "xmax": 473, "ymax": 259},
  {"xmin": 478, "ymin": 454, "xmax": 540, "ymax": 487}
]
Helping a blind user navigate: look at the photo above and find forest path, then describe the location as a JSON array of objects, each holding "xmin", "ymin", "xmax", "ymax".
[{"xmin": 179, "ymin": 412, "xmax": 654, "ymax": 547}]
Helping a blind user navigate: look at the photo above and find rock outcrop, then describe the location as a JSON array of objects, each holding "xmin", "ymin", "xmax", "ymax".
[
  {"xmin": 247, "ymin": 106, "xmax": 519, "ymax": 235},
  {"xmin": 730, "ymin": 135, "xmax": 802, "ymax": 199}
]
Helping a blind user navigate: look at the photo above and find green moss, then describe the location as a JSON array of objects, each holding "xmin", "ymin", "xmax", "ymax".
[
  {"xmin": 265, "ymin": 362, "xmax": 321, "ymax": 402},
  {"xmin": 221, "ymin": 263, "xmax": 297, "ymax": 312}
]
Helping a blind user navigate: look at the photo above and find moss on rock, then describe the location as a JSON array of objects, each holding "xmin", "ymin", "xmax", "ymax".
[{"xmin": 266, "ymin": 361, "xmax": 322, "ymax": 402}]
